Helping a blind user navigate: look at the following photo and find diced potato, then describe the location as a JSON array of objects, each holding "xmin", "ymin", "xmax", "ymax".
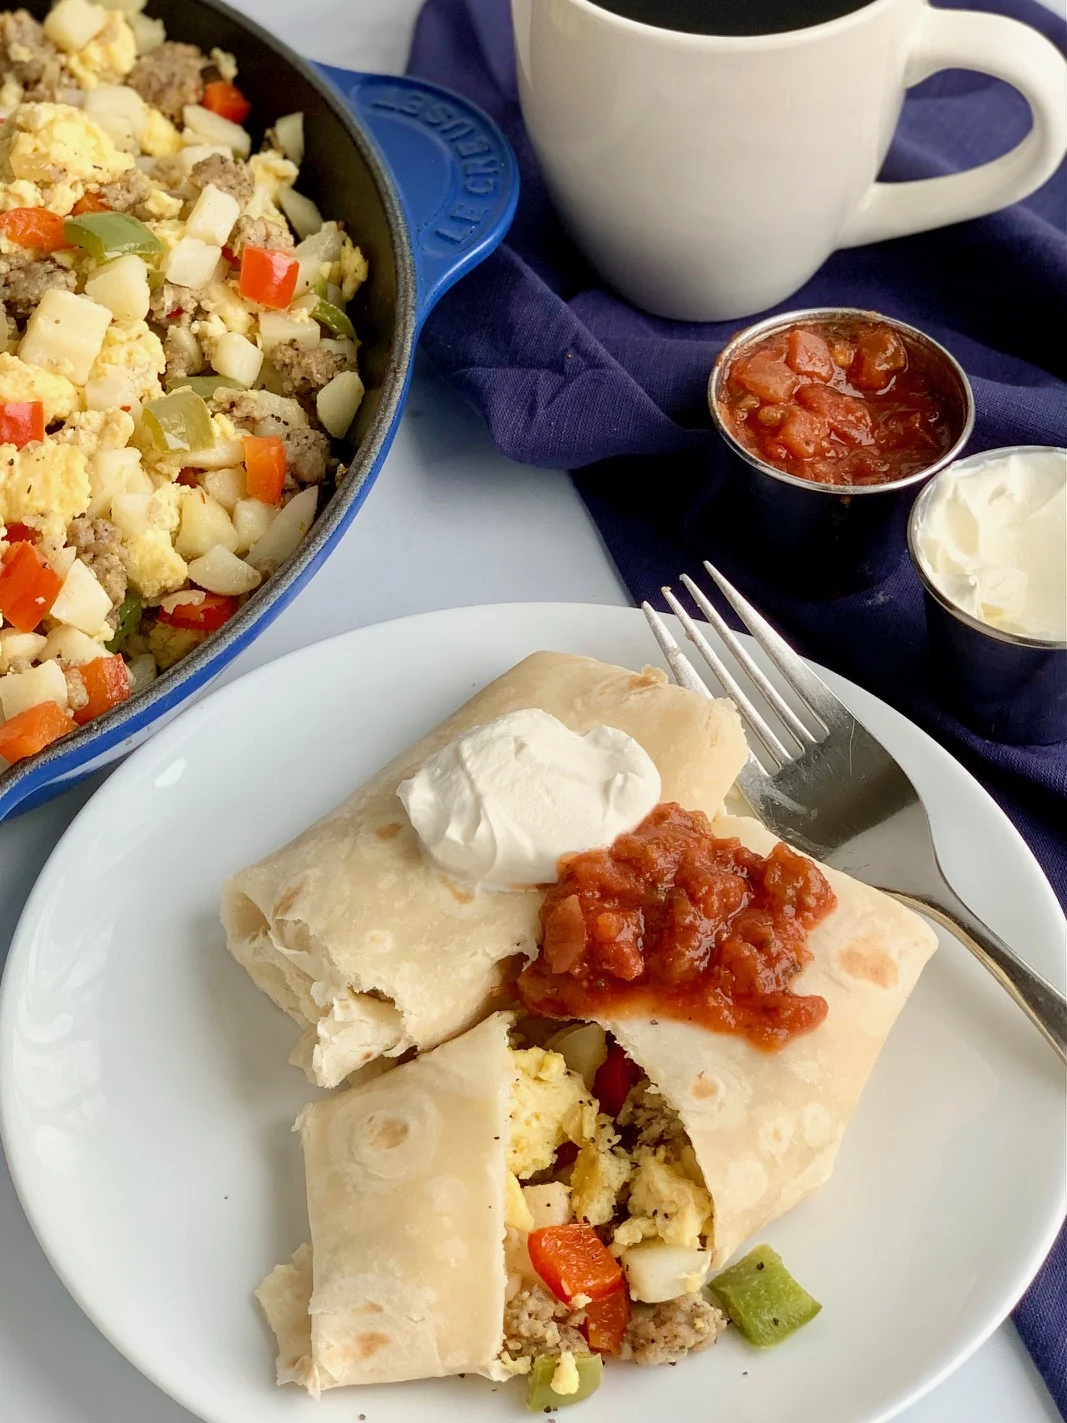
[
  {"xmin": 44, "ymin": 544, "xmax": 77, "ymax": 578},
  {"xmin": 129, "ymin": 11, "xmax": 163, "ymax": 52},
  {"xmin": 203, "ymin": 465, "xmax": 246, "ymax": 511},
  {"xmin": 0, "ymin": 658, "xmax": 69, "ymax": 719},
  {"xmin": 186, "ymin": 183, "xmax": 241, "ymax": 246},
  {"xmin": 546, "ymin": 1024, "xmax": 608, "ymax": 1089},
  {"xmin": 110, "ymin": 490, "xmax": 151, "ymax": 538},
  {"xmin": 20, "ymin": 290, "xmax": 113, "ymax": 386},
  {"xmin": 165, "ymin": 236, "xmax": 223, "ymax": 290},
  {"xmin": 211, "ymin": 331, "xmax": 262, "ymax": 388},
  {"xmin": 83, "ymin": 84, "xmax": 147, "ymax": 150},
  {"xmin": 182, "ymin": 104, "xmax": 251, "ymax": 159},
  {"xmin": 523, "ymin": 1183, "xmax": 572, "ymax": 1230},
  {"xmin": 85, "ymin": 254, "xmax": 151, "ymax": 323},
  {"xmin": 88, "ymin": 446, "xmax": 145, "ymax": 516},
  {"xmin": 293, "ymin": 223, "xmax": 344, "ymax": 296},
  {"xmin": 232, "ymin": 496, "xmax": 275, "ymax": 552},
  {"xmin": 44, "ymin": 0, "xmax": 108, "ymax": 52},
  {"xmin": 178, "ymin": 143, "xmax": 231, "ymax": 174},
  {"xmin": 316, "ymin": 369, "xmax": 363, "ymax": 438},
  {"xmin": 621, "ymin": 1244, "xmax": 712, "ymax": 1305},
  {"xmin": 273, "ymin": 112, "xmax": 304, "ymax": 165},
  {"xmin": 40, "ymin": 625, "xmax": 109, "ymax": 666},
  {"xmin": 51, "ymin": 558, "xmax": 114, "ymax": 635},
  {"xmin": 84, "ymin": 369, "xmax": 140, "ymax": 412},
  {"xmin": 176, "ymin": 488, "xmax": 239, "ymax": 559},
  {"xmin": 247, "ymin": 486, "xmax": 316, "ymax": 573},
  {"xmin": 109, "ymin": 0, "xmax": 147, "ymax": 13},
  {"xmin": 278, "ymin": 188, "xmax": 322, "ymax": 241},
  {"xmin": 0, "ymin": 629, "xmax": 47, "ymax": 674},
  {"xmin": 257, "ymin": 311, "xmax": 320, "ymax": 353},
  {"xmin": 187, "ymin": 544, "xmax": 261, "ymax": 596}
]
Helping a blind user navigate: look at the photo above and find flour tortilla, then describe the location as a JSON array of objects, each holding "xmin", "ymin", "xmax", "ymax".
[
  {"xmin": 222, "ymin": 652, "xmax": 747, "ymax": 1087},
  {"xmin": 606, "ymin": 814, "xmax": 939, "ymax": 1267},
  {"xmin": 257, "ymin": 1013, "xmax": 514, "ymax": 1393}
]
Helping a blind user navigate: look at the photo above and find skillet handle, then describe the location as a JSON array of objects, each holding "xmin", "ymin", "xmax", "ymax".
[{"xmin": 315, "ymin": 67, "xmax": 519, "ymax": 325}]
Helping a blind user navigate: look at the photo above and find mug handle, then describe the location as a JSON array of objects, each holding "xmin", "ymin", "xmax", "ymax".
[{"xmin": 839, "ymin": 6, "xmax": 1067, "ymax": 247}]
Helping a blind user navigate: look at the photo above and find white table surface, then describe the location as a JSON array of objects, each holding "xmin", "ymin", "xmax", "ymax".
[{"xmin": 1, "ymin": 3, "xmax": 1062, "ymax": 1420}]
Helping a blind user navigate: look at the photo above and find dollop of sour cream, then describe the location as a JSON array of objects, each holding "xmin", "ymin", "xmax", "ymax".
[
  {"xmin": 397, "ymin": 708, "xmax": 662, "ymax": 891},
  {"xmin": 914, "ymin": 448, "xmax": 1066, "ymax": 641}
]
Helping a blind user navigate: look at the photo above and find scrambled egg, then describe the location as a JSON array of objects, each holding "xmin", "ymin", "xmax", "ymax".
[
  {"xmin": 336, "ymin": 237, "xmax": 369, "ymax": 302},
  {"xmin": 200, "ymin": 281, "xmax": 255, "ymax": 337},
  {"xmin": 508, "ymin": 1047, "xmax": 595, "ymax": 1180},
  {"xmin": 247, "ymin": 150, "xmax": 298, "ymax": 201},
  {"xmin": 140, "ymin": 187, "xmax": 182, "ymax": 220},
  {"xmin": 139, "ymin": 108, "xmax": 182, "ymax": 158},
  {"xmin": 53, "ymin": 407, "xmax": 134, "ymax": 458},
  {"xmin": 0, "ymin": 352, "xmax": 79, "ymax": 422},
  {"xmin": 124, "ymin": 485, "xmax": 186, "ymax": 599},
  {"xmin": 2, "ymin": 103, "xmax": 132, "ymax": 214},
  {"xmin": 147, "ymin": 621, "xmax": 203, "ymax": 670},
  {"xmin": 613, "ymin": 1147, "xmax": 712, "ymax": 1251},
  {"xmin": 64, "ymin": 12, "xmax": 136, "ymax": 88},
  {"xmin": 550, "ymin": 1353, "xmax": 581, "ymax": 1397},
  {"xmin": 89, "ymin": 321, "xmax": 166, "ymax": 403},
  {"xmin": 0, "ymin": 441, "xmax": 89, "ymax": 538},
  {"xmin": 570, "ymin": 1130, "xmax": 632, "ymax": 1227},
  {"xmin": 504, "ymin": 1173, "xmax": 535, "ymax": 1233}
]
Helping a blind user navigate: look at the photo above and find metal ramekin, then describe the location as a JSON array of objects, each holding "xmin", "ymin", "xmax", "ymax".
[
  {"xmin": 908, "ymin": 447, "xmax": 1067, "ymax": 745},
  {"xmin": 707, "ymin": 308, "xmax": 976, "ymax": 597}
]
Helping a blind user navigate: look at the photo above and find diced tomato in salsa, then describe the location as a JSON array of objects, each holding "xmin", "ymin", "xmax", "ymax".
[{"xmin": 786, "ymin": 327, "xmax": 834, "ymax": 382}]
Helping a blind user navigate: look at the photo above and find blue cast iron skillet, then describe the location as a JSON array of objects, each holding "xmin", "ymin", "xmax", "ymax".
[{"xmin": 0, "ymin": 0, "xmax": 518, "ymax": 821}]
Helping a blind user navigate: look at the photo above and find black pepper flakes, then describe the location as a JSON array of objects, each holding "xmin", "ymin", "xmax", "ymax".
[
  {"xmin": 772, "ymin": 1317, "xmax": 780, "ymax": 1326},
  {"xmin": 756, "ymin": 1261, "xmax": 765, "ymax": 1270}
]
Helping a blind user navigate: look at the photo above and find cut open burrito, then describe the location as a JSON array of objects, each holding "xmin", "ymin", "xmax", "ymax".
[
  {"xmin": 223, "ymin": 652, "xmax": 747, "ymax": 1088},
  {"xmin": 257, "ymin": 823, "xmax": 937, "ymax": 1395}
]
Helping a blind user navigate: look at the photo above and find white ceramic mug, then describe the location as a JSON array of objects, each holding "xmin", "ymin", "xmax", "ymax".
[{"xmin": 511, "ymin": 0, "xmax": 1067, "ymax": 320}]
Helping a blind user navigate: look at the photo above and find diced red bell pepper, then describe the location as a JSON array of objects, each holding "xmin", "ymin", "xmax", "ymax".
[
  {"xmin": 0, "ymin": 401, "xmax": 44, "ymax": 449},
  {"xmin": 73, "ymin": 654, "xmax": 131, "ymax": 725},
  {"xmin": 3, "ymin": 522, "xmax": 36, "ymax": 543},
  {"xmin": 527, "ymin": 1225, "xmax": 624, "ymax": 1305},
  {"xmin": 592, "ymin": 1042, "xmax": 641, "ymax": 1119},
  {"xmin": 0, "ymin": 207, "xmax": 70, "ymax": 251},
  {"xmin": 242, "ymin": 434, "xmax": 286, "ymax": 504},
  {"xmin": 238, "ymin": 245, "xmax": 299, "ymax": 310},
  {"xmin": 202, "ymin": 80, "xmax": 251, "ymax": 124},
  {"xmin": 0, "ymin": 700, "xmax": 76, "ymax": 763},
  {"xmin": 582, "ymin": 1284, "xmax": 631, "ymax": 1354},
  {"xmin": 71, "ymin": 192, "xmax": 110, "ymax": 215},
  {"xmin": 175, "ymin": 468, "xmax": 201, "ymax": 487},
  {"xmin": 157, "ymin": 592, "xmax": 239, "ymax": 632},
  {"xmin": 0, "ymin": 541, "xmax": 63, "ymax": 632}
]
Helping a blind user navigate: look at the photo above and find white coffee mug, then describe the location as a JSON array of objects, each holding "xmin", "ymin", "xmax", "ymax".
[{"xmin": 511, "ymin": 0, "xmax": 1067, "ymax": 320}]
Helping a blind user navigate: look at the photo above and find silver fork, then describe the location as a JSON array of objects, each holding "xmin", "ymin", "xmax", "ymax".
[{"xmin": 643, "ymin": 560, "xmax": 1067, "ymax": 1064}]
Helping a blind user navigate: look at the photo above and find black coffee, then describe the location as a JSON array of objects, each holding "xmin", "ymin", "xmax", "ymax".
[{"xmin": 589, "ymin": 0, "xmax": 872, "ymax": 37}]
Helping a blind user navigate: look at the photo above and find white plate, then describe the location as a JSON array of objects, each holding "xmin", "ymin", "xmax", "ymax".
[{"xmin": 1, "ymin": 603, "xmax": 1064, "ymax": 1423}]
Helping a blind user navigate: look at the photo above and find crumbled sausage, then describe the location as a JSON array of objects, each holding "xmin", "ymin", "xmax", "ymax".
[
  {"xmin": 90, "ymin": 169, "xmax": 153, "ymax": 215},
  {"xmin": 618, "ymin": 1079, "xmax": 689, "ymax": 1154},
  {"xmin": 0, "ymin": 9, "xmax": 62, "ymax": 91},
  {"xmin": 67, "ymin": 518, "xmax": 128, "ymax": 607},
  {"xmin": 620, "ymin": 1295, "xmax": 726, "ymax": 1367},
  {"xmin": 229, "ymin": 215, "xmax": 294, "ymax": 254},
  {"xmin": 64, "ymin": 666, "xmax": 89, "ymax": 713},
  {"xmin": 502, "ymin": 1285, "xmax": 586, "ymax": 1361},
  {"xmin": 269, "ymin": 341, "xmax": 350, "ymax": 399},
  {"xmin": 127, "ymin": 41, "xmax": 207, "ymax": 122},
  {"xmin": 149, "ymin": 281, "xmax": 206, "ymax": 325},
  {"xmin": 162, "ymin": 326, "xmax": 202, "ymax": 381},
  {"xmin": 219, "ymin": 390, "xmax": 331, "ymax": 486},
  {"xmin": 0, "ymin": 250, "xmax": 76, "ymax": 319},
  {"xmin": 189, "ymin": 153, "xmax": 253, "ymax": 206}
]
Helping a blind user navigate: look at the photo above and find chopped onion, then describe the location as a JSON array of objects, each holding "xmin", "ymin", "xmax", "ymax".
[
  {"xmin": 187, "ymin": 544, "xmax": 262, "ymax": 596},
  {"xmin": 247, "ymin": 487, "xmax": 317, "ymax": 573},
  {"xmin": 278, "ymin": 187, "xmax": 322, "ymax": 241}
]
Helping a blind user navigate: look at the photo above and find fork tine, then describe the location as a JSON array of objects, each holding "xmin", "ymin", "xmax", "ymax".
[
  {"xmin": 660, "ymin": 587, "xmax": 793, "ymax": 766},
  {"xmin": 679, "ymin": 574, "xmax": 817, "ymax": 749},
  {"xmin": 702, "ymin": 560, "xmax": 844, "ymax": 730}
]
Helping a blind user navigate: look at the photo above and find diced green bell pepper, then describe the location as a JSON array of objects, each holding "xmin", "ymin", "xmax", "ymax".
[
  {"xmin": 166, "ymin": 375, "xmax": 246, "ymax": 399},
  {"xmin": 105, "ymin": 593, "xmax": 141, "ymax": 653},
  {"xmin": 141, "ymin": 388, "xmax": 215, "ymax": 454},
  {"xmin": 64, "ymin": 212, "xmax": 165, "ymax": 263},
  {"xmin": 708, "ymin": 1244, "xmax": 822, "ymax": 1347},
  {"xmin": 313, "ymin": 298, "xmax": 355, "ymax": 340},
  {"xmin": 525, "ymin": 1354, "xmax": 602, "ymax": 1412}
]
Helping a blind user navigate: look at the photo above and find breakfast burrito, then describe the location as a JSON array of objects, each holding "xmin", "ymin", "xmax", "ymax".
[
  {"xmin": 222, "ymin": 652, "xmax": 747, "ymax": 1087},
  {"xmin": 257, "ymin": 817, "xmax": 937, "ymax": 1402}
]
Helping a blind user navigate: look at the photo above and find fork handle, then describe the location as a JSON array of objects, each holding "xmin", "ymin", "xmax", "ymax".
[{"xmin": 886, "ymin": 888, "xmax": 1067, "ymax": 1065}]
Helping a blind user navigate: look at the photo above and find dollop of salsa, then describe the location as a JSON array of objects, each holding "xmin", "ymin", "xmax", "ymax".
[
  {"xmin": 517, "ymin": 803, "xmax": 835, "ymax": 1050},
  {"xmin": 718, "ymin": 318, "xmax": 958, "ymax": 487}
]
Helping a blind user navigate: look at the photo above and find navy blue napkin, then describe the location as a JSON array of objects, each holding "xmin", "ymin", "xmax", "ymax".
[{"xmin": 406, "ymin": 1, "xmax": 1067, "ymax": 1410}]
